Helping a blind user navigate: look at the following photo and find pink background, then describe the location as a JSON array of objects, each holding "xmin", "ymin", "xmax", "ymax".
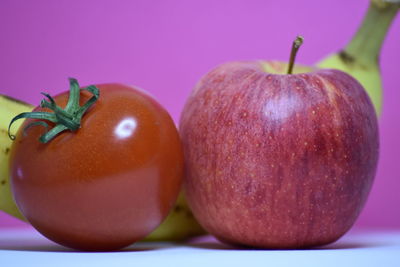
[{"xmin": 0, "ymin": 0, "xmax": 399, "ymax": 229}]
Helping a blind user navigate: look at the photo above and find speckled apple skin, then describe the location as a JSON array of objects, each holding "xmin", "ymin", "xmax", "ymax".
[{"xmin": 179, "ymin": 61, "xmax": 379, "ymax": 249}]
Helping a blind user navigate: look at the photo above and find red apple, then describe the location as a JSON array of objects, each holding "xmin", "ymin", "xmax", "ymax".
[{"xmin": 179, "ymin": 37, "xmax": 379, "ymax": 248}]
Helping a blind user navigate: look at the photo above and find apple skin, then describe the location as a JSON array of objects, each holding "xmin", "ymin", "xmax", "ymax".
[{"xmin": 179, "ymin": 61, "xmax": 379, "ymax": 249}]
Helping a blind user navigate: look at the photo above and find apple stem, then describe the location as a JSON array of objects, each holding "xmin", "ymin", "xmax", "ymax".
[{"xmin": 287, "ymin": 36, "xmax": 304, "ymax": 74}]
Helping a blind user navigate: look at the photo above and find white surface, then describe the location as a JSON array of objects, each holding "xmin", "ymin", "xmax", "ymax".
[{"xmin": 0, "ymin": 228, "xmax": 399, "ymax": 267}]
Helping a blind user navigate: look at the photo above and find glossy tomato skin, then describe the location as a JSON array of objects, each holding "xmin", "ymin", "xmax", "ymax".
[{"xmin": 10, "ymin": 84, "xmax": 183, "ymax": 251}]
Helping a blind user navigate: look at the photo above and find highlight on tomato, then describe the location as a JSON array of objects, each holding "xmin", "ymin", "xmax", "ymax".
[{"xmin": 8, "ymin": 78, "xmax": 184, "ymax": 251}]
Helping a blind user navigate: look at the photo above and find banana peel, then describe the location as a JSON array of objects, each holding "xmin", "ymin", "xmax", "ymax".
[
  {"xmin": 143, "ymin": 191, "xmax": 206, "ymax": 241},
  {"xmin": 0, "ymin": 95, "xmax": 33, "ymax": 221},
  {"xmin": 317, "ymin": 1, "xmax": 399, "ymax": 116}
]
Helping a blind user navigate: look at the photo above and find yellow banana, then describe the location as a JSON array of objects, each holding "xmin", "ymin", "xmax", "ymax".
[
  {"xmin": 143, "ymin": 191, "xmax": 206, "ymax": 241},
  {"xmin": 0, "ymin": 95, "xmax": 34, "ymax": 220},
  {"xmin": 317, "ymin": 0, "xmax": 399, "ymax": 116}
]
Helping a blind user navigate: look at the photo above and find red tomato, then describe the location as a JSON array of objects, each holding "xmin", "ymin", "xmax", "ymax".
[{"xmin": 9, "ymin": 83, "xmax": 183, "ymax": 251}]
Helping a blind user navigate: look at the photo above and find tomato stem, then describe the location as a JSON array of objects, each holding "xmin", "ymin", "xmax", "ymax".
[{"xmin": 8, "ymin": 78, "xmax": 100, "ymax": 143}]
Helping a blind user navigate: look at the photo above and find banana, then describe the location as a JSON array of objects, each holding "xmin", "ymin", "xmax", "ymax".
[
  {"xmin": 318, "ymin": 54, "xmax": 382, "ymax": 114},
  {"xmin": 0, "ymin": 94, "xmax": 34, "ymax": 221},
  {"xmin": 143, "ymin": 190, "xmax": 206, "ymax": 241},
  {"xmin": 317, "ymin": 0, "xmax": 399, "ymax": 116}
]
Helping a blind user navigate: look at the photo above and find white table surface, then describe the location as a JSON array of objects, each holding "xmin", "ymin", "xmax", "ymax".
[{"xmin": 0, "ymin": 227, "xmax": 399, "ymax": 267}]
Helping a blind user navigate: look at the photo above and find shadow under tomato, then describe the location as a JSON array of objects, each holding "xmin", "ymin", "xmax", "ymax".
[
  {"xmin": 0, "ymin": 239, "xmax": 73, "ymax": 252},
  {"xmin": 0, "ymin": 237, "xmax": 168, "ymax": 253}
]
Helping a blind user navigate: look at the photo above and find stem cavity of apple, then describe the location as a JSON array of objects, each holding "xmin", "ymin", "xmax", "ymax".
[{"xmin": 287, "ymin": 36, "xmax": 304, "ymax": 75}]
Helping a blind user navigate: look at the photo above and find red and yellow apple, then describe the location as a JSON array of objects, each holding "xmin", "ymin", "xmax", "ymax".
[{"xmin": 179, "ymin": 39, "xmax": 379, "ymax": 248}]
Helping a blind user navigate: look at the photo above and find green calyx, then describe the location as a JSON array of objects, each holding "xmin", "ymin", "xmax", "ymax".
[{"xmin": 8, "ymin": 78, "xmax": 100, "ymax": 144}]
